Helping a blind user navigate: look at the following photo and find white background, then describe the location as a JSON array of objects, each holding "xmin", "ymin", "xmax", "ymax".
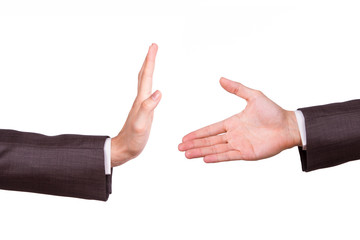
[{"xmin": 1, "ymin": 0, "xmax": 360, "ymax": 239}]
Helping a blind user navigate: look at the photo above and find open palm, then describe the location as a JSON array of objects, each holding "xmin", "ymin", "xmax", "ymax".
[
  {"xmin": 111, "ymin": 44, "xmax": 161, "ymax": 167},
  {"xmin": 179, "ymin": 78, "xmax": 301, "ymax": 163}
]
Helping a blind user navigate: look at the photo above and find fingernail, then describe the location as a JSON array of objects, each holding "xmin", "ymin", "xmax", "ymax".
[{"xmin": 151, "ymin": 90, "xmax": 160, "ymax": 101}]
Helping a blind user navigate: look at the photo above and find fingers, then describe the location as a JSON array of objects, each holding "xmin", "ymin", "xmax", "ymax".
[
  {"xmin": 203, "ymin": 151, "xmax": 243, "ymax": 163},
  {"xmin": 184, "ymin": 144, "xmax": 233, "ymax": 159},
  {"xmin": 182, "ymin": 120, "xmax": 226, "ymax": 142},
  {"xmin": 178, "ymin": 134, "xmax": 227, "ymax": 151},
  {"xmin": 138, "ymin": 43, "xmax": 158, "ymax": 98},
  {"xmin": 134, "ymin": 90, "xmax": 162, "ymax": 130},
  {"xmin": 219, "ymin": 77, "xmax": 257, "ymax": 101}
]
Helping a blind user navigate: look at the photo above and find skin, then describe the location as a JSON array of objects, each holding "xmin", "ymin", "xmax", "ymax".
[
  {"xmin": 111, "ymin": 43, "xmax": 161, "ymax": 167},
  {"xmin": 179, "ymin": 77, "xmax": 302, "ymax": 163}
]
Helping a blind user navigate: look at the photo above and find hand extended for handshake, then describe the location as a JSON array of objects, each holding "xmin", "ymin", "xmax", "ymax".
[
  {"xmin": 179, "ymin": 78, "xmax": 301, "ymax": 163},
  {"xmin": 111, "ymin": 43, "xmax": 302, "ymax": 167}
]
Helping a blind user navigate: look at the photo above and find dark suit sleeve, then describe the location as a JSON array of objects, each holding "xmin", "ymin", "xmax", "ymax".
[
  {"xmin": 0, "ymin": 129, "xmax": 112, "ymax": 201},
  {"xmin": 298, "ymin": 100, "xmax": 360, "ymax": 172}
]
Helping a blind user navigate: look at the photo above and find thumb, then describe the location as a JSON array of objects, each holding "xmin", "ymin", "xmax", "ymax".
[
  {"xmin": 133, "ymin": 90, "xmax": 161, "ymax": 133},
  {"xmin": 139, "ymin": 90, "xmax": 162, "ymax": 113},
  {"xmin": 219, "ymin": 77, "xmax": 255, "ymax": 100}
]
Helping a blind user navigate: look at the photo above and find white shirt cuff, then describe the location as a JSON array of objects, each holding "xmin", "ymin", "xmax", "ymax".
[
  {"xmin": 104, "ymin": 138, "xmax": 111, "ymax": 175},
  {"xmin": 294, "ymin": 110, "xmax": 307, "ymax": 150}
]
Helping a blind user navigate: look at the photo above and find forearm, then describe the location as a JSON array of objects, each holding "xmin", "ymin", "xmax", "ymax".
[
  {"xmin": 298, "ymin": 100, "xmax": 360, "ymax": 171},
  {"xmin": 0, "ymin": 129, "xmax": 111, "ymax": 201}
]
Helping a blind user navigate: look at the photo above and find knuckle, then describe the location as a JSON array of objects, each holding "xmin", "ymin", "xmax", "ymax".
[
  {"xmin": 198, "ymin": 148, "xmax": 204, "ymax": 156},
  {"xmin": 132, "ymin": 123, "xmax": 146, "ymax": 133},
  {"xmin": 234, "ymin": 86, "xmax": 241, "ymax": 95},
  {"xmin": 211, "ymin": 145, "xmax": 217, "ymax": 153},
  {"xmin": 249, "ymin": 90, "xmax": 263, "ymax": 100},
  {"xmin": 141, "ymin": 100, "xmax": 153, "ymax": 111},
  {"xmin": 204, "ymin": 137, "xmax": 210, "ymax": 146},
  {"xmin": 132, "ymin": 120, "xmax": 146, "ymax": 133}
]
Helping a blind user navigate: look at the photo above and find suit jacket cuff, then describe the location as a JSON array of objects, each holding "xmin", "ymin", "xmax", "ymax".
[{"xmin": 298, "ymin": 100, "xmax": 360, "ymax": 172}]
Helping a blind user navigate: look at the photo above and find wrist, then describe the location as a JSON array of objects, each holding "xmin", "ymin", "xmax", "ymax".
[
  {"xmin": 111, "ymin": 134, "xmax": 133, "ymax": 167},
  {"xmin": 285, "ymin": 110, "xmax": 302, "ymax": 148}
]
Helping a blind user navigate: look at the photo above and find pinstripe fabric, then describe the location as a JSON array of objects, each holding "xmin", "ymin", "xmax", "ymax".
[
  {"xmin": 0, "ymin": 129, "xmax": 112, "ymax": 201},
  {"xmin": 298, "ymin": 100, "xmax": 360, "ymax": 171}
]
